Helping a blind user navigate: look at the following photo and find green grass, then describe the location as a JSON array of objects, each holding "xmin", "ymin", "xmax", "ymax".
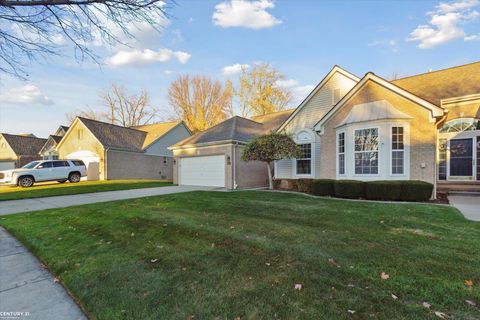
[
  {"xmin": 0, "ymin": 180, "xmax": 172, "ymax": 201},
  {"xmin": 1, "ymin": 191, "xmax": 479, "ymax": 319}
]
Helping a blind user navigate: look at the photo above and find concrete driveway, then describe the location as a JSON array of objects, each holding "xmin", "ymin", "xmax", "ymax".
[
  {"xmin": 0, "ymin": 185, "xmax": 215, "ymax": 216},
  {"xmin": 448, "ymin": 194, "xmax": 480, "ymax": 221}
]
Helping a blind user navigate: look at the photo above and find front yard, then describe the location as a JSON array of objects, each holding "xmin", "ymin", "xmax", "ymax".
[
  {"xmin": 0, "ymin": 180, "xmax": 172, "ymax": 201},
  {"xmin": 1, "ymin": 191, "xmax": 479, "ymax": 319}
]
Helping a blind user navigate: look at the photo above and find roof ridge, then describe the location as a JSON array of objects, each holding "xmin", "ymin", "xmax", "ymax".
[
  {"xmin": 1, "ymin": 133, "xmax": 46, "ymax": 140},
  {"xmin": 78, "ymin": 117, "xmax": 146, "ymax": 133},
  {"xmin": 132, "ymin": 120, "xmax": 180, "ymax": 128},
  {"xmin": 392, "ymin": 60, "xmax": 480, "ymax": 82}
]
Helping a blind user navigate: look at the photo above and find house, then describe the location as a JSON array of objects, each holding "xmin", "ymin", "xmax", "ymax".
[
  {"xmin": 169, "ymin": 110, "xmax": 293, "ymax": 189},
  {"xmin": 56, "ymin": 117, "xmax": 191, "ymax": 180},
  {"xmin": 275, "ymin": 61, "xmax": 480, "ymax": 196},
  {"xmin": 39, "ymin": 125, "xmax": 70, "ymax": 160},
  {"xmin": 0, "ymin": 133, "xmax": 47, "ymax": 170}
]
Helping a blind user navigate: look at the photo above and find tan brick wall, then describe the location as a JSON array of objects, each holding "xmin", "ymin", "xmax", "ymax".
[
  {"xmin": 172, "ymin": 143, "xmax": 270, "ymax": 189},
  {"xmin": 319, "ymin": 80, "xmax": 437, "ymax": 185},
  {"xmin": 106, "ymin": 150, "xmax": 172, "ymax": 180}
]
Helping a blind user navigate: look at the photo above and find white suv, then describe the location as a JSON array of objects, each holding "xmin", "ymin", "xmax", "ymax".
[{"xmin": 0, "ymin": 160, "xmax": 87, "ymax": 187}]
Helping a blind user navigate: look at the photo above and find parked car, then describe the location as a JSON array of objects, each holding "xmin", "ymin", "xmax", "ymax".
[{"xmin": 0, "ymin": 160, "xmax": 87, "ymax": 187}]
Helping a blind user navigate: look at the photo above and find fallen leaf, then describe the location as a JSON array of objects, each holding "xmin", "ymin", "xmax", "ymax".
[
  {"xmin": 380, "ymin": 220, "xmax": 384, "ymax": 224},
  {"xmin": 294, "ymin": 283, "xmax": 303, "ymax": 290},
  {"xmin": 465, "ymin": 279, "xmax": 473, "ymax": 286},
  {"xmin": 151, "ymin": 259, "xmax": 158, "ymax": 263},
  {"xmin": 434, "ymin": 311, "xmax": 447, "ymax": 319},
  {"xmin": 465, "ymin": 299, "xmax": 476, "ymax": 306},
  {"xmin": 391, "ymin": 294, "xmax": 398, "ymax": 300},
  {"xmin": 234, "ymin": 317, "xmax": 241, "ymax": 320},
  {"xmin": 380, "ymin": 272, "xmax": 390, "ymax": 280},
  {"xmin": 328, "ymin": 258, "xmax": 341, "ymax": 268},
  {"xmin": 347, "ymin": 284, "xmax": 355, "ymax": 287},
  {"xmin": 265, "ymin": 262, "xmax": 271, "ymax": 266},
  {"xmin": 131, "ymin": 232, "xmax": 135, "ymax": 237},
  {"xmin": 347, "ymin": 310, "xmax": 355, "ymax": 314},
  {"xmin": 53, "ymin": 277, "xmax": 60, "ymax": 283},
  {"xmin": 422, "ymin": 302, "xmax": 431, "ymax": 309}
]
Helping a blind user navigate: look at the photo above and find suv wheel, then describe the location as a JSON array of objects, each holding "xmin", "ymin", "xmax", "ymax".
[
  {"xmin": 69, "ymin": 172, "xmax": 81, "ymax": 183},
  {"xmin": 18, "ymin": 176, "xmax": 34, "ymax": 188}
]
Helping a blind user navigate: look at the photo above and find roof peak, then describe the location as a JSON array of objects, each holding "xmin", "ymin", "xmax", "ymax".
[{"xmin": 77, "ymin": 117, "xmax": 145, "ymax": 133}]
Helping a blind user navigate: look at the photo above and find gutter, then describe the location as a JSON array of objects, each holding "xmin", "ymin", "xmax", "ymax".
[
  {"xmin": 169, "ymin": 139, "xmax": 248, "ymax": 151},
  {"xmin": 233, "ymin": 142, "xmax": 238, "ymax": 189},
  {"xmin": 104, "ymin": 147, "xmax": 110, "ymax": 180}
]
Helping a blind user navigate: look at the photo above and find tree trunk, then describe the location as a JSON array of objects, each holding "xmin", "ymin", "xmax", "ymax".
[{"xmin": 266, "ymin": 162, "xmax": 273, "ymax": 190}]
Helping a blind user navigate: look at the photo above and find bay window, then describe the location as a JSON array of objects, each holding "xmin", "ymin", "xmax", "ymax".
[
  {"xmin": 296, "ymin": 143, "xmax": 312, "ymax": 175},
  {"xmin": 354, "ymin": 128, "xmax": 378, "ymax": 174},
  {"xmin": 391, "ymin": 126, "xmax": 405, "ymax": 174}
]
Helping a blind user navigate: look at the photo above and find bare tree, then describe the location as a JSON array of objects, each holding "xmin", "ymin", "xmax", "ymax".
[
  {"xmin": 168, "ymin": 75, "xmax": 233, "ymax": 133},
  {"xmin": 0, "ymin": 0, "xmax": 171, "ymax": 79},
  {"xmin": 101, "ymin": 84, "xmax": 156, "ymax": 127},
  {"xmin": 237, "ymin": 63, "xmax": 291, "ymax": 118},
  {"xmin": 66, "ymin": 108, "xmax": 105, "ymax": 123}
]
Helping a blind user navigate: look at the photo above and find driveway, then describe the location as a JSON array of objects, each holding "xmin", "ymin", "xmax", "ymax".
[
  {"xmin": 448, "ymin": 194, "xmax": 480, "ymax": 221},
  {"xmin": 0, "ymin": 227, "xmax": 86, "ymax": 320},
  {"xmin": 0, "ymin": 185, "xmax": 215, "ymax": 216}
]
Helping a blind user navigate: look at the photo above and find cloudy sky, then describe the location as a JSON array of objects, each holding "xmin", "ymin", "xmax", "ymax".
[{"xmin": 1, "ymin": 0, "xmax": 479, "ymax": 137}]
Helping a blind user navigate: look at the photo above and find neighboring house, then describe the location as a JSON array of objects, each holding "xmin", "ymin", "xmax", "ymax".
[
  {"xmin": 0, "ymin": 134, "xmax": 47, "ymax": 170},
  {"xmin": 169, "ymin": 110, "xmax": 293, "ymax": 189},
  {"xmin": 39, "ymin": 125, "xmax": 70, "ymax": 160},
  {"xmin": 275, "ymin": 61, "xmax": 480, "ymax": 195},
  {"xmin": 56, "ymin": 117, "xmax": 191, "ymax": 180}
]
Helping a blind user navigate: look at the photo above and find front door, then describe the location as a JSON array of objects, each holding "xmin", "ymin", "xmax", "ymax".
[{"xmin": 449, "ymin": 138, "xmax": 473, "ymax": 179}]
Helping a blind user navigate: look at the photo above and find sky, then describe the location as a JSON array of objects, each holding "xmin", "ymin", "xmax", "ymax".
[{"xmin": 0, "ymin": 0, "xmax": 479, "ymax": 137}]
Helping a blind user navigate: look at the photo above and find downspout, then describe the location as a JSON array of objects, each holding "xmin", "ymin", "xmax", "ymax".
[
  {"xmin": 232, "ymin": 142, "xmax": 237, "ymax": 189},
  {"xmin": 104, "ymin": 147, "xmax": 110, "ymax": 180}
]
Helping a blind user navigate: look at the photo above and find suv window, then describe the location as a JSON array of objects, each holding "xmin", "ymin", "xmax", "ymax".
[
  {"xmin": 71, "ymin": 160, "xmax": 85, "ymax": 166},
  {"xmin": 37, "ymin": 161, "xmax": 53, "ymax": 169},
  {"xmin": 53, "ymin": 161, "xmax": 70, "ymax": 167}
]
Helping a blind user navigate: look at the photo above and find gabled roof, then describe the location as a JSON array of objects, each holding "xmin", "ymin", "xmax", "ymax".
[
  {"xmin": 336, "ymin": 100, "xmax": 413, "ymax": 127},
  {"xmin": 50, "ymin": 135, "xmax": 63, "ymax": 144},
  {"xmin": 60, "ymin": 125, "xmax": 70, "ymax": 133},
  {"xmin": 1, "ymin": 133, "xmax": 47, "ymax": 156},
  {"xmin": 132, "ymin": 121, "xmax": 187, "ymax": 149},
  {"xmin": 392, "ymin": 61, "xmax": 480, "ymax": 106},
  {"xmin": 314, "ymin": 73, "xmax": 445, "ymax": 132},
  {"xmin": 78, "ymin": 117, "xmax": 147, "ymax": 152},
  {"xmin": 39, "ymin": 135, "xmax": 63, "ymax": 155},
  {"xmin": 172, "ymin": 110, "xmax": 294, "ymax": 149},
  {"xmin": 278, "ymin": 65, "xmax": 360, "ymax": 131}
]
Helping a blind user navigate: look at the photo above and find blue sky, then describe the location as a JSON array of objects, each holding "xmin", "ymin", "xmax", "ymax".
[{"xmin": 1, "ymin": 0, "xmax": 479, "ymax": 137}]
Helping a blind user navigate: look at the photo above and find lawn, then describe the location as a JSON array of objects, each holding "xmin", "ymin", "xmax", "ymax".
[
  {"xmin": 1, "ymin": 191, "xmax": 479, "ymax": 319},
  {"xmin": 0, "ymin": 180, "xmax": 172, "ymax": 201}
]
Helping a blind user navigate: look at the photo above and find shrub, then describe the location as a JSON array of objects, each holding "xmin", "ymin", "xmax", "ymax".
[
  {"xmin": 400, "ymin": 180, "xmax": 433, "ymax": 202},
  {"xmin": 275, "ymin": 179, "xmax": 298, "ymax": 191},
  {"xmin": 272, "ymin": 179, "xmax": 281, "ymax": 190},
  {"xmin": 297, "ymin": 179, "xmax": 314, "ymax": 193},
  {"xmin": 365, "ymin": 181, "xmax": 402, "ymax": 201},
  {"xmin": 311, "ymin": 179, "xmax": 335, "ymax": 196},
  {"xmin": 334, "ymin": 180, "xmax": 365, "ymax": 199}
]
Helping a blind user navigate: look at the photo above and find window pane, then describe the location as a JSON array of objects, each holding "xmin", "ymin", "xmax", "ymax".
[
  {"xmin": 296, "ymin": 160, "xmax": 311, "ymax": 174},
  {"xmin": 339, "ymin": 154, "xmax": 345, "ymax": 175},
  {"xmin": 297, "ymin": 143, "xmax": 312, "ymax": 175},
  {"xmin": 354, "ymin": 129, "xmax": 378, "ymax": 174}
]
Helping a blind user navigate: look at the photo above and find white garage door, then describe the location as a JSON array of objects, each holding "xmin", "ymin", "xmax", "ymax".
[
  {"xmin": 179, "ymin": 155, "xmax": 225, "ymax": 187},
  {"xmin": 0, "ymin": 161, "xmax": 15, "ymax": 171},
  {"xmin": 66, "ymin": 151, "xmax": 100, "ymax": 181}
]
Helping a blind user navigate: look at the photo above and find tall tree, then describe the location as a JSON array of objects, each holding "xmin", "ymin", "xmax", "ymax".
[
  {"xmin": 0, "ymin": 0, "xmax": 171, "ymax": 79},
  {"xmin": 168, "ymin": 75, "xmax": 233, "ymax": 133},
  {"xmin": 241, "ymin": 132, "xmax": 300, "ymax": 190},
  {"xmin": 101, "ymin": 84, "xmax": 156, "ymax": 127},
  {"xmin": 66, "ymin": 108, "xmax": 104, "ymax": 123},
  {"xmin": 237, "ymin": 63, "xmax": 291, "ymax": 118}
]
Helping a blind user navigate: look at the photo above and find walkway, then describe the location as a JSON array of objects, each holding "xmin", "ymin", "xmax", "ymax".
[{"xmin": 448, "ymin": 194, "xmax": 480, "ymax": 221}]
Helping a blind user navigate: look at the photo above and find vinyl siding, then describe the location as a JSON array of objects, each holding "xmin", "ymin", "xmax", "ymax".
[{"xmin": 144, "ymin": 124, "xmax": 191, "ymax": 157}]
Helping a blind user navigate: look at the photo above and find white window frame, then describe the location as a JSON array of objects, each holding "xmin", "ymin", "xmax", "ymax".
[
  {"xmin": 388, "ymin": 122, "xmax": 410, "ymax": 178},
  {"xmin": 352, "ymin": 126, "xmax": 380, "ymax": 177},
  {"xmin": 337, "ymin": 130, "xmax": 346, "ymax": 177},
  {"xmin": 390, "ymin": 125, "xmax": 405, "ymax": 176},
  {"xmin": 292, "ymin": 129, "xmax": 315, "ymax": 178}
]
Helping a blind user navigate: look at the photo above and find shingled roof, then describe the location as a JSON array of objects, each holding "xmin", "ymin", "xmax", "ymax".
[
  {"xmin": 132, "ymin": 121, "xmax": 184, "ymax": 149},
  {"xmin": 173, "ymin": 110, "xmax": 294, "ymax": 148},
  {"xmin": 392, "ymin": 61, "xmax": 480, "ymax": 106},
  {"xmin": 1, "ymin": 134, "xmax": 47, "ymax": 156},
  {"xmin": 78, "ymin": 117, "xmax": 147, "ymax": 152}
]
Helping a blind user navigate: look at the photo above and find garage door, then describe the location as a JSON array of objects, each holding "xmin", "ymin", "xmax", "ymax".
[
  {"xmin": 179, "ymin": 155, "xmax": 225, "ymax": 187},
  {"xmin": 66, "ymin": 151, "xmax": 100, "ymax": 181},
  {"xmin": 0, "ymin": 161, "xmax": 15, "ymax": 171}
]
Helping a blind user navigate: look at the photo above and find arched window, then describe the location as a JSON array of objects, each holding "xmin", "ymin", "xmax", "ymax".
[{"xmin": 439, "ymin": 118, "xmax": 480, "ymax": 133}]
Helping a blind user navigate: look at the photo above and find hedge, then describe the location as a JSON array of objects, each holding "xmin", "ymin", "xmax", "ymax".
[
  {"xmin": 297, "ymin": 179, "xmax": 314, "ymax": 193},
  {"xmin": 365, "ymin": 180, "xmax": 402, "ymax": 201},
  {"xmin": 311, "ymin": 179, "xmax": 335, "ymax": 196},
  {"xmin": 400, "ymin": 180, "xmax": 433, "ymax": 202},
  {"xmin": 334, "ymin": 180, "xmax": 365, "ymax": 199}
]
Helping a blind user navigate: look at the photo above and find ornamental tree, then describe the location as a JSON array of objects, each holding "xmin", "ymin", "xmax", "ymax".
[{"xmin": 241, "ymin": 132, "xmax": 300, "ymax": 189}]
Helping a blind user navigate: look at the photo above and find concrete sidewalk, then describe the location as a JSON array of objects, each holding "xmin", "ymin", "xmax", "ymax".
[
  {"xmin": 448, "ymin": 194, "xmax": 480, "ymax": 221},
  {"xmin": 0, "ymin": 185, "xmax": 214, "ymax": 216},
  {"xmin": 0, "ymin": 227, "xmax": 86, "ymax": 320}
]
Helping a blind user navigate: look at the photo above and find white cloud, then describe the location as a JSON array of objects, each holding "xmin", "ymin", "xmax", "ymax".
[
  {"xmin": 0, "ymin": 85, "xmax": 53, "ymax": 106},
  {"xmin": 276, "ymin": 79, "xmax": 299, "ymax": 87},
  {"xmin": 465, "ymin": 33, "xmax": 480, "ymax": 40},
  {"xmin": 213, "ymin": 0, "xmax": 282, "ymax": 29},
  {"xmin": 222, "ymin": 63, "xmax": 250, "ymax": 75},
  {"xmin": 275, "ymin": 78, "xmax": 314, "ymax": 105},
  {"xmin": 368, "ymin": 39, "xmax": 399, "ymax": 52},
  {"xmin": 106, "ymin": 48, "xmax": 191, "ymax": 67},
  {"xmin": 408, "ymin": 0, "xmax": 480, "ymax": 48}
]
